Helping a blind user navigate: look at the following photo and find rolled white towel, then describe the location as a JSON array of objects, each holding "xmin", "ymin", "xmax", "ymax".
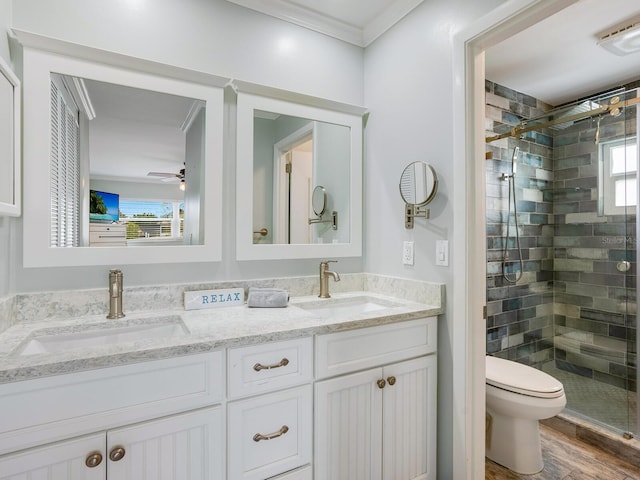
[{"xmin": 247, "ymin": 287, "xmax": 289, "ymax": 308}]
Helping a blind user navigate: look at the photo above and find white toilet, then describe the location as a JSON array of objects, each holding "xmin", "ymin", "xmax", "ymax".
[{"xmin": 485, "ymin": 355, "xmax": 566, "ymax": 474}]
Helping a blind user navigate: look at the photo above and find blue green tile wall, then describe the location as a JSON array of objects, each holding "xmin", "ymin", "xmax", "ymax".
[{"xmin": 485, "ymin": 80, "xmax": 555, "ymax": 367}]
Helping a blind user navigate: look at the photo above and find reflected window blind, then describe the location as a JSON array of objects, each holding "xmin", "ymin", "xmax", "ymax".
[{"xmin": 50, "ymin": 79, "xmax": 80, "ymax": 247}]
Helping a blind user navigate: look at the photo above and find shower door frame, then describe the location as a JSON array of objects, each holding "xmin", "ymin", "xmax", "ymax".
[{"xmin": 636, "ymin": 95, "xmax": 640, "ymax": 436}]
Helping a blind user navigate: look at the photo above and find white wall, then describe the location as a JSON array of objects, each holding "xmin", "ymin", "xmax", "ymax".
[
  {"xmin": 363, "ymin": 0, "xmax": 505, "ymax": 476},
  {"xmin": 10, "ymin": 0, "xmax": 365, "ymax": 291},
  {"xmin": 12, "ymin": 0, "xmax": 363, "ymax": 105},
  {"xmin": 0, "ymin": 0, "xmax": 13, "ymax": 297}
]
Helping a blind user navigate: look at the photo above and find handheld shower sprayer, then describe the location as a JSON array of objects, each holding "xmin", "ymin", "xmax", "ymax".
[
  {"xmin": 500, "ymin": 146, "xmax": 519, "ymax": 181},
  {"xmin": 511, "ymin": 146, "xmax": 519, "ymax": 176},
  {"xmin": 502, "ymin": 146, "xmax": 523, "ymax": 284}
]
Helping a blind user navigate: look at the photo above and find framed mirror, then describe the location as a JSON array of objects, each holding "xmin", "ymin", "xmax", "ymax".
[
  {"xmin": 236, "ymin": 91, "xmax": 364, "ymax": 260},
  {"xmin": 0, "ymin": 55, "xmax": 20, "ymax": 217},
  {"xmin": 18, "ymin": 35, "xmax": 225, "ymax": 267}
]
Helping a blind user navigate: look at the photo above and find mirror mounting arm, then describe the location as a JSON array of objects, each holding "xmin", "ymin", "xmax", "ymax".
[
  {"xmin": 309, "ymin": 211, "xmax": 338, "ymax": 230},
  {"xmin": 405, "ymin": 205, "xmax": 430, "ymax": 229}
]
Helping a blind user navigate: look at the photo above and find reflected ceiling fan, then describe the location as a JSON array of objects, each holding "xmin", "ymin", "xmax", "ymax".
[{"xmin": 147, "ymin": 165, "xmax": 186, "ymax": 190}]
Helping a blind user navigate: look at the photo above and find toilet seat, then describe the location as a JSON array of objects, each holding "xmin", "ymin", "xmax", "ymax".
[{"xmin": 486, "ymin": 356, "xmax": 564, "ymax": 399}]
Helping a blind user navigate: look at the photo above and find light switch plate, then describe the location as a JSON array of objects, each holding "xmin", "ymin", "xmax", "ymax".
[
  {"xmin": 435, "ymin": 240, "xmax": 449, "ymax": 266},
  {"xmin": 402, "ymin": 241, "xmax": 414, "ymax": 265}
]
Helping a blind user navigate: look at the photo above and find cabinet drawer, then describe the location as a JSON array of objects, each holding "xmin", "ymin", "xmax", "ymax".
[
  {"xmin": 315, "ymin": 317, "xmax": 437, "ymax": 379},
  {"xmin": 0, "ymin": 351, "xmax": 224, "ymax": 455},
  {"xmin": 228, "ymin": 385, "xmax": 312, "ymax": 480},
  {"xmin": 267, "ymin": 465, "xmax": 312, "ymax": 480},
  {"xmin": 228, "ymin": 337, "xmax": 312, "ymax": 399},
  {"xmin": 89, "ymin": 224, "xmax": 126, "ymax": 246}
]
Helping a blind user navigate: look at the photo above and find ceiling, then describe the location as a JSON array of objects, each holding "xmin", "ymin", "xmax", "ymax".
[
  {"xmin": 485, "ymin": 0, "xmax": 640, "ymax": 106},
  {"xmin": 224, "ymin": 0, "xmax": 425, "ymax": 47},
  {"xmin": 83, "ymin": 78, "xmax": 194, "ymax": 184}
]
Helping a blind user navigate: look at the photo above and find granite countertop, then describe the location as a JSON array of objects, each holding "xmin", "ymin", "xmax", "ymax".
[{"xmin": 0, "ymin": 291, "xmax": 443, "ymax": 384}]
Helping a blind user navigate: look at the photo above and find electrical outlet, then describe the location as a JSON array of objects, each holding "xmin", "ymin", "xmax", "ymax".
[{"xmin": 402, "ymin": 241, "xmax": 414, "ymax": 265}]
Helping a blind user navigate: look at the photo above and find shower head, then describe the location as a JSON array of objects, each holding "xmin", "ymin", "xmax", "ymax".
[{"xmin": 511, "ymin": 146, "xmax": 519, "ymax": 175}]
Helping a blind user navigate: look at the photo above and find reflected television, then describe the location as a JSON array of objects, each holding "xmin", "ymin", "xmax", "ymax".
[{"xmin": 90, "ymin": 190, "xmax": 119, "ymax": 223}]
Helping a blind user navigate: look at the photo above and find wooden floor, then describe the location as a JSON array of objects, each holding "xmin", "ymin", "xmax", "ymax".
[{"xmin": 485, "ymin": 423, "xmax": 640, "ymax": 479}]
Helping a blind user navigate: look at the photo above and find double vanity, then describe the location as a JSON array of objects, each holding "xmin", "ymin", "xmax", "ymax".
[
  {"xmin": 0, "ymin": 275, "xmax": 443, "ymax": 480},
  {"xmin": 0, "ymin": 26, "xmax": 444, "ymax": 480}
]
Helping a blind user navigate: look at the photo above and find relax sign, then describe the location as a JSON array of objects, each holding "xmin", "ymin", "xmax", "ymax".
[{"xmin": 184, "ymin": 288, "xmax": 245, "ymax": 310}]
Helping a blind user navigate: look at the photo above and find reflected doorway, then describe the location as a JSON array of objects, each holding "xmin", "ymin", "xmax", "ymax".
[{"xmin": 273, "ymin": 125, "xmax": 314, "ymax": 244}]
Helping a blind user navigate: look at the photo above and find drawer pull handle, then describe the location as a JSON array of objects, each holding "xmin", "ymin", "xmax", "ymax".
[
  {"xmin": 109, "ymin": 446, "xmax": 126, "ymax": 462},
  {"xmin": 253, "ymin": 425, "xmax": 289, "ymax": 442},
  {"xmin": 85, "ymin": 452, "xmax": 103, "ymax": 468},
  {"xmin": 253, "ymin": 358, "xmax": 290, "ymax": 371},
  {"xmin": 387, "ymin": 376, "xmax": 397, "ymax": 386},
  {"xmin": 377, "ymin": 379, "xmax": 386, "ymax": 389}
]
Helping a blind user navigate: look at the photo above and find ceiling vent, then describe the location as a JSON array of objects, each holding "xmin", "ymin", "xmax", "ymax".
[{"xmin": 598, "ymin": 20, "xmax": 640, "ymax": 56}]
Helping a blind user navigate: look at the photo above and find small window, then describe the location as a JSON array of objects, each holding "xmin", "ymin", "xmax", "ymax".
[
  {"xmin": 119, "ymin": 200, "xmax": 184, "ymax": 241},
  {"xmin": 600, "ymin": 138, "xmax": 638, "ymax": 215}
]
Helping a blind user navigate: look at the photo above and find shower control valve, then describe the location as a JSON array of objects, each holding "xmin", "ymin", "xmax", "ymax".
[{"xmin": 617, "ymin": 261, "xmax": 631, "ymax": 273}]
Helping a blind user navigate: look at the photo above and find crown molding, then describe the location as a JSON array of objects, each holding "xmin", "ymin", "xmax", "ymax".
[
  {"xmin": 226, "ymin": 0, "xmax": 424, "ymax": 47},
  {"xmin": 363, "ymin": 0, "xmax": 425, "ymax": 46}
]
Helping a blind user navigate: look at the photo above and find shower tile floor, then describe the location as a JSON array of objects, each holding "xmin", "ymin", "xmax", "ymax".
[{"xmin": 542, "ymin": 362, "xmax": 637, "ymax": 433}]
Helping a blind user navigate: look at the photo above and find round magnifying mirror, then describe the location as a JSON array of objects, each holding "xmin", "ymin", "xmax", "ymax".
[
  {"xmin": 312, "ymin": 185, "xmax": 327, "ymax": 216},
  {"xmin": 399, "ymin": 162, "xmax": 438, "ymax": 206}
]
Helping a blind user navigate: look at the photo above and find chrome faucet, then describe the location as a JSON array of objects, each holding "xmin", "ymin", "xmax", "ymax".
[
  {"xmin": 107, "ymin": 269, "xmax": 125, "ymax": 319},
  {"xmin": 319, "ymin": 260, "xmax": 340, "ymax": 298}
]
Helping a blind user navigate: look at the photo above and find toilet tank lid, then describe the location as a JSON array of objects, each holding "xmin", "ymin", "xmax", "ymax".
[{"xmin": 486, "ymin": 356, "xmax": 564, "ymax": 397}]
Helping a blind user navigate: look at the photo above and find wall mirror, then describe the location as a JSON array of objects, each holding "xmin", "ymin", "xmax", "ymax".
[
  {"xmin": 18, "ymin": 32, "xmax": 225, "ymax": 267},
  {"xmin": 236, "ymin": 91, "xmax": 364, "ymax": 260},
  {"xmin": 0, "ymin": 55, "xmax": 20, "ymax": 217}
]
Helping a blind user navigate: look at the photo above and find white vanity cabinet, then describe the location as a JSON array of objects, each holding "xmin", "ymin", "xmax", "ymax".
[
  {"xmin": 227, "ymin": 338, "xmax": 313, "ymax": 480},
  {"xmin": 314, "ymin": 317, "xmax": 438, "ymax": 480},
  {"xmin": 0, "ymin": 352, "xmax": 225, "ymax": 480},
  {"xmin": 0, "ymin": 406, "xmax": 223, "ymax": 480},
  {"xmin": 0, "ymin": 314, "xmax": 439, "ymax": 480}
]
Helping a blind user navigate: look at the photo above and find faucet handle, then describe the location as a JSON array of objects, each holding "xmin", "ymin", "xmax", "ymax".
[{"xmin": 321, "ymin": 260, "xmax": 338, "ymax": 265}]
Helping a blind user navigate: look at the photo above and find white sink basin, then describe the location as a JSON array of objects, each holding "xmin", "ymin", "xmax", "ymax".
[
  {"xmin": 17, "ymin": 316, "xmax": 188, "ymax": 356},
  {"xmin": 296, "ymin": 296, "xmax": 400, "ymax": 319}
]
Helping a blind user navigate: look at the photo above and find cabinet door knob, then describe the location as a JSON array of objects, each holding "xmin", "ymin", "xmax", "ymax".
[
  {"xmin": 109, "ymin": 446, "xmax": 126, "ymax": 462},
  {"xmin": 253, "ymin": 425, "xmax": 289, "ymax": 442},
  {"xmin": 387, "ymin": 376, "xmax": 396, "ymax": 386},
  {"xmin": 85, "ymin": 452, "xmax": 103, "ymax": 468},
  {"xmin": 377, "ymin": 379, "xmax": 386, "ymax": 389},
  {"xmin": 253, "ymin": 358, "xmax": 290, "ymax": 371}
]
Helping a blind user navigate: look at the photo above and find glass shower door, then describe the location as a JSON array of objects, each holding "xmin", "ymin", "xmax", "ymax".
[{"xmin": 550, "ymin": 87, "xmax": 638, "ymax": 436}]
